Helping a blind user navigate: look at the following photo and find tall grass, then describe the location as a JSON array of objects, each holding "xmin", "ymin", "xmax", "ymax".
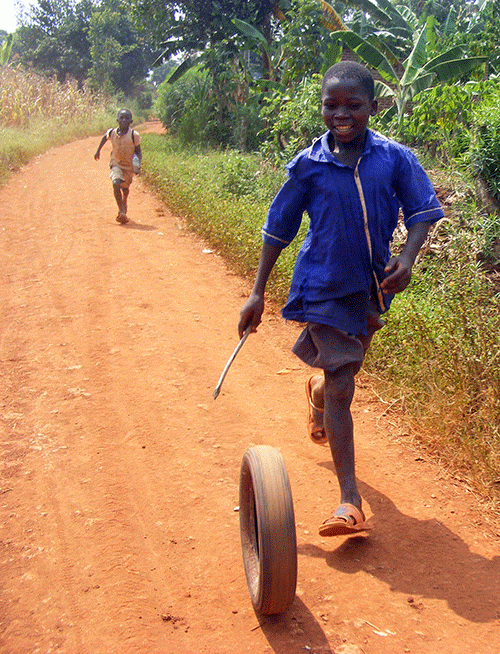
[
  {"xmin": 366, "ymin": 237, "xmax": 500, "ymax": 501},
  {"xmin": 141, "ymin": 132, "xmax": 500, "ymax": 508},
  {"xmin": 0, "ymin": 65, "xmax": 133, "ymax": 184},
  {"xmin": 0, "ymin": 66, "xmax": 101, "ymax": 128}
]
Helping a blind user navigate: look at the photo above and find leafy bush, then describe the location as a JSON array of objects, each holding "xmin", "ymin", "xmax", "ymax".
[
  {"xmin": 215, "ymin": 150, "xmax": 286, "ymax": 203},
  {"xmin": 260, "ymin": 74, "xmax": 324, "ymax": 164},
  {"xmin": 404, "ymin": 83, "xmax": 474, "ymax": 159},
  {"xmin": 154, "ymin": 65, "xmax": 261, "ymax": 151},
  {"xmin": 469, "ymin": 80, "xmax": 500, "ymax": 203},
  {"xmin": 176, "ymin": 72, "xmax": 222, "ymax": 146},
  {"xmin": 154, "ymin": 68, "xmax": 214, "ymax": 141},
  {"xmin": 216, "ymin": 151, "xmax": 260, "ymax": 197}
]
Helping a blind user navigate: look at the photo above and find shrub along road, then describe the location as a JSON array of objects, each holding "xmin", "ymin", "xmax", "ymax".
[{"xmin": 0, "ymin": 124, "xmax": 499, "ymax": 654}]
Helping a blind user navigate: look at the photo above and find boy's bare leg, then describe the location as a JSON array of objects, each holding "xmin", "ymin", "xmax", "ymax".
[
  {"xmin": 310, "ymin": 374, "xmax": 325, "ymax": 409},
  {"xmin": 112, "ymin": 180, "xmax": 129, "ymax": 223},
  {"xmin": 314, "ymin": 365, "xmax": 370, "ymax": 535},
  {"xmin": 323, "ymin": 365, "xmax": 361, "ymax": 510},
  {"xmin": 112, "ymin": 180, "xmax": 126, "ymax": 213},
  {"xmin": 122, "ymin": 187, "xmax": 129, "ymax": 215}
]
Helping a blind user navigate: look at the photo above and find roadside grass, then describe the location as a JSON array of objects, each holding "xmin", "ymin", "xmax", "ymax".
[
  {"xmin": 365, "ymin": 241, "xmax": 500, "ymax": 504},
  {"xmin": 141, "ymin": 133, "xmax": 308, "ymax": 301},
  {"xmin": 142, "ymin": 132, "xmax": 500, "ymax": 509}
]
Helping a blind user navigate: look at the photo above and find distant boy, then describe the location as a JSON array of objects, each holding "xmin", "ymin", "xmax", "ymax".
[
  {"xmin": 94, "ymin": 109, "xmax": 142, "ymax": 224},
  {"xmin": 238, "ymin": 61, "xmax": 444, "ymax": 537}
]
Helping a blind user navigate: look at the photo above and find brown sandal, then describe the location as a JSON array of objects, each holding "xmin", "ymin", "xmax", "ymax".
[
  {"xmin": 116, "ymin": 212, "xmax": 129, "ymax": 224},
  {"xmin": 319, "ymin": 503, "xmax": 371, "ymax": 537},
  {"xmin": 305, "ymin": 375, "xmax": 328, "ymax": 445}
]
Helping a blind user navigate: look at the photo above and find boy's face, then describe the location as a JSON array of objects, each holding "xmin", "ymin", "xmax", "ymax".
[
  {"xmin": 117, "ymin": 111, "xmax": 132, "ymax": 130},
  {"xmin": 321, "ymin": 77, "xmax": 377, "ymax": 146}
]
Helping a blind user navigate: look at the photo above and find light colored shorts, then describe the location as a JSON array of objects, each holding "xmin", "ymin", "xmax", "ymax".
[{"xmin": 110, "ymin": 165, "xmax": 133, "ymax": 188}]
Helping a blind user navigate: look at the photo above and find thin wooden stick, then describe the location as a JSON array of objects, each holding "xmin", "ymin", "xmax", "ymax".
[{"xmin": 213, "ymin": 325, "xmax": 251, "ymax": 399}]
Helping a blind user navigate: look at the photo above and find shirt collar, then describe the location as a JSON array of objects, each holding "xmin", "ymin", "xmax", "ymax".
[{"xmin": 308, "ymin": 129, "xmax": 378, "ymax": 163}]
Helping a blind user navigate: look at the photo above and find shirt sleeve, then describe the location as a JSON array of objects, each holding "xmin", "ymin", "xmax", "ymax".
[
  {"xmin": 394, "ymin": 147, "xmax": 444, "ymax": 229},
  {"xmin": 262, "ymin": 159, "xmax": 309, "ymax": 249}
]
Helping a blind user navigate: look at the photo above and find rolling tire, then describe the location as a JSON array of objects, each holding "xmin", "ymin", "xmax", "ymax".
[{"xmin": 239, "ymin": 445, "xmax": 297, "ymax": 615}]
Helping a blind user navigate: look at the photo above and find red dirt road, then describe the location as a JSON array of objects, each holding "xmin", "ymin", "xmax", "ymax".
[{"xmin": 1, "ymin": 124, "xmax": 499, "ymax": 654}]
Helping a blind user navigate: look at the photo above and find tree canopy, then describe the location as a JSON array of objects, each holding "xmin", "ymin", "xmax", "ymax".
[
  {"xmin": 131, "ymin": 0, "xmax": 289, "ymax": 60},
  {"xmin": 12, "ymin": 0, "xmax": 152, "ymax": 94}
]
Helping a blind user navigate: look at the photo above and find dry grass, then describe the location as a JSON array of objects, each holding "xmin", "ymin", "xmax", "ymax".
[
  {"xmin": 0, "ymin": 65, "xmax": 101, "ymax": 128},
  {"xmin": 0, "ymin": 64, "xmax": 117, "ymax": 184}
]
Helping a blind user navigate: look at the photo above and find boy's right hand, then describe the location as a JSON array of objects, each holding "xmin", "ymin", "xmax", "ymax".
[{"xmin": 238, "ymin": 293, "xmax": 264, "ymax": 338}]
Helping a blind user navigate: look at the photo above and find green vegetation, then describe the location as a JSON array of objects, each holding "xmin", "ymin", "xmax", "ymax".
[
  {"xmin": 470, "ymin": 88, "xmax": 500, "ymax": 205},
  {"xmin": 367, "ymin": 239, "xmax": 500, "ymax": 496}
]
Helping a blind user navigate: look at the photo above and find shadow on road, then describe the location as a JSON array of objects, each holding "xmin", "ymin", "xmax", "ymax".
[
  {"xmin": 298, "ymin": 477, "xmax": 500, "ymax": 623},
  {"xmin": 255, "ymin": 597, "xmax": 333, "ymax": 654},
  {"xmin": 121, "ymin": 220, "xmax": 157, "ymax": 231}
]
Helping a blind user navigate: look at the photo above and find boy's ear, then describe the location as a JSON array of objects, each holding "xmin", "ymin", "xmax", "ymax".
[{"xmin": 370, "ymin": 99, "xmax": 378, "ymax": 116}]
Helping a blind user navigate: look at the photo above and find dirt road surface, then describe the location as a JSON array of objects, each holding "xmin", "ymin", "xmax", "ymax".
[{"xmin": 1, "ymin": 123, "xmax": 499, "ymax": 654}]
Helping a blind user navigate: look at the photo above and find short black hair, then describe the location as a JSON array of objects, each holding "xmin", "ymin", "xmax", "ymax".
[
  {"xmin": 117, "ymin": 108, "xmax": 133, "ymax": 119},
  {"xmin": 322, "ymin": 61, "xmax": 375, "ymax": 101}
]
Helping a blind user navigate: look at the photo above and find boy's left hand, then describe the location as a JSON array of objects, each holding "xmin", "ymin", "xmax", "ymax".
[
  {"xmin": 382, "ymin": 220, "xmax": 432, "ymax": 294},
  {"xmin": 381, "ymin": 255, "xmax": 413, "ymax": 294}
]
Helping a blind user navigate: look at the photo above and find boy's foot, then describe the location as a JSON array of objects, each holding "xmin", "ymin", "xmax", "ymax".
[
  {"xmin": 318, "ymin": 503, "xmax": 371, "ymax": 537},
  {"xmin": 305, "ymin": 375, "xmax": 328, "ymax": 445},
  {"xmin": 116, "ymin": 212, "xmax": 129, "ymax": 224}
]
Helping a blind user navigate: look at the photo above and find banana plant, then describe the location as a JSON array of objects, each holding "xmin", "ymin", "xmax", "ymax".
[
  {"xmin": 330, "ymin": 16, "xmax": 487, "ymax": 130},
  {"xmin": 233, "ymin": 1, "xmax": 347, "ymax": 85},
  {"xmin": 339, "ymin": 0, "xmax": 416, "ymax": 45},
  {"xmin": 232, "ymin": 17, "xmax": 281, "ymax": 82},
  {"xmin": 318, "ymin": 0, "xmax": 347, "ymax": 32}
]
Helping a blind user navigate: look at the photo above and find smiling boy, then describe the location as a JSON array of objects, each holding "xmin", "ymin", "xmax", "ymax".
[
  {"xmin": 238, "ymin": 61, "xmax": 444, "ymax": 536},
  {"xmin": 94, "ymin": 109, "xmax": 142, "ymax": 224}
]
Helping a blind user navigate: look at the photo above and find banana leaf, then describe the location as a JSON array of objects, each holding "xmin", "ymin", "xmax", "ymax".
[
  {"xmin": 427, "ymin": 57, "xmax": 487, "ymax": 82},
  {"xmin": 400, "ymin": 22, "xmax": 429, "ymax": 87},
  {"xmin": 329, "ymin": 30, "xmax": 399, "ymax": 84}
]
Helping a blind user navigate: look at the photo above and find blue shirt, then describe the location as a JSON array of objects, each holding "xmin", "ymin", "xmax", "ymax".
[{"xmin": 262, "ymin": 130, "xmax": 444, "ymax": 335}]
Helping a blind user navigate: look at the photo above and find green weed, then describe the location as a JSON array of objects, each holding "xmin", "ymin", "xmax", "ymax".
[{"xmin": 366, "ymin": 234, "xmax": 500, "ymax": 503}]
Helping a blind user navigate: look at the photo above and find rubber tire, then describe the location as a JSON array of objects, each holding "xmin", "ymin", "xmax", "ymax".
[{"xmin": 239, "ymin": 445, "xmax": 297, "ymax": 615}]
